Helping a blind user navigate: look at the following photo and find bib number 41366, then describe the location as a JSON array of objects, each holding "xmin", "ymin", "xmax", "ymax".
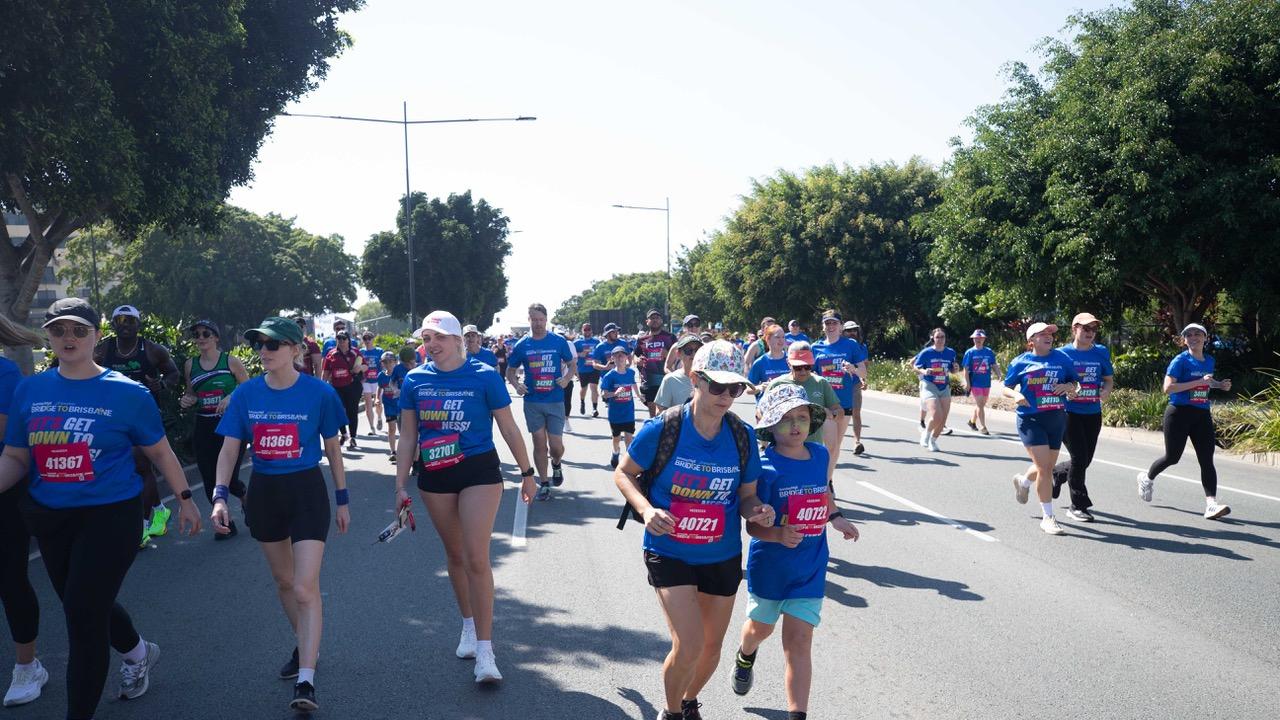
[{"xmin": 253, "ymin": 423, "xmax": 302, "ymax": 460}]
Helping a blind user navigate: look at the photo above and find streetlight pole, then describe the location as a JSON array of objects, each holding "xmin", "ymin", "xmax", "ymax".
[
  {"xmin": 282, "ymin": 107, "xmax": 536, "ymax": 327},
  {"xmin": 611, "ymin": 199, "xmax": 671, "ymax": 320}
]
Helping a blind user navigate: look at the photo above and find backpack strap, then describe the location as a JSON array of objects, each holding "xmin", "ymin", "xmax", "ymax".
[
  {"xmin": 723, "ymin": 413, "xmax": 754, "ymax": 487},
  {"xmin": 617, "ymin": 405, "xmax": 685, "ymax": 530}
]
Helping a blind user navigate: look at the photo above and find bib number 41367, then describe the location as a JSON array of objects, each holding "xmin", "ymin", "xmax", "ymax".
[{"xmin": 33, "ymin": 442, "xmax": 95, "ymax": 483}]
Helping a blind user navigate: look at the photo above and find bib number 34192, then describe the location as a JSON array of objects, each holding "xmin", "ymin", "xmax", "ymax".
[
  {"xmin": 669, "ymin": 501, "xmax": 725, "ymax": 544},
  {"xmin": 253, "ymin": 423, "xmax": 302, "ymax": 460}
]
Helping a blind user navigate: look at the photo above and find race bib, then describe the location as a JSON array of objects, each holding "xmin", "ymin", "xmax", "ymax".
[
  {"xmin": 332, "ymin": 367, "xmax": 350, "ymax": 381},
  {"xmin": 820, "ymin": 361, "xmax": 844, "ymax": 390},
  {"xmin": 613, "ymin": 385, "xmax": 633, "ymax": 403},
  {"xmin": 787, "ymin": 493, "xmax": 828, "ymax": 536},
  {"xmin": 929, "ymin": 360, "xmax": 949, "ymax": 387},
  {"xmin": 253, "ymin": 423, "xmax": 302, "ymax": 460},
  {"xmin": 1034, "ymin": 385, "xmax": 1064, "ymax": 412},
  {"xmin": 1191, "ymin": 384, "xmax": 1210, "ymax": 405},
  {"xmin": 972, "ymin": 359, "xmax": 989, "ymax": 376},
  {"xmin": 365, "ymin": 367, "xmax": 378, "ymax": 381},
  {"xmin": 33, "ymin": 442, "xmax": 95, "ymax": 483},
  {"xmin": 669, "ymin": 501, "xmax": 725, "ymax": 544},
  {"xmin": 197, "ymin": 390, "xmax": 224, "ymax": 413},
  {"xmin": 420, "ymin": 433, "xmax": 465, "ymax": 471},
  {"xmin": 532, "ymin": 371, "xmax": 556, "ymax": 392},
  {"xmin": 1076, "ymin": 384, "xmax": 1100, "ymax": 403}
]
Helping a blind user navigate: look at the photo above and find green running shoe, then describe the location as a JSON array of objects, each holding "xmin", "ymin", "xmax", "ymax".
[{"xmin": 146, "ymin": 505, "xmax": 171, "ymax": 538}]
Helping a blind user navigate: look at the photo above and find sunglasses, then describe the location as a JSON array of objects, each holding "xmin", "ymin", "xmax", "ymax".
[
  {"xmin": 704, "ymin": 380, "xmax": 746, "ymax": 398},
  {"xmin": 191, "ymin": 330, "xmax": 215, "ymax": 339},
  {"xmin": 681, "ymin": 345, "xmax": 701, "ymax": 356},
  {"xmin": 250, "ymin": 338, "xmax": 294, "ymax": 352},
  {"xmin": 792, "ymin": 365, "xmax": 813, "ymax": 372},
  {"xmin": 48, "ymin": 324, "xmax": 92, "ymax": 338}
]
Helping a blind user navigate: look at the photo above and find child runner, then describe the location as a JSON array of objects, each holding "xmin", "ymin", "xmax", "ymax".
[
  {"xmin": 599, "ymin": 345, "xmax": 638, "ymax": 469},
  {"xmin": 730, "ymin": 383, "xmax": 859, "ymax": 719},
  {"xmin": 377, "ymin": 351, "xmax": 403, "ymax": 463},
  {"xmin": 961, "ymin": 329, "xmax": 999, "ymax": 434},
  {"xmin": 747, "ymin": 324, "xmax": 790, "ymax": 402}
]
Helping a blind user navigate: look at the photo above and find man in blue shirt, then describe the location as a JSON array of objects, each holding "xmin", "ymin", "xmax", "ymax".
[
  {"xmin": 783, "ymin": 319, "xmax": 810, "ymax": 347},
  {"xmin": 505, "ymin": 303, "xmax": 576, "ymax": 497},
  {"xmin": 463, "ymin": 325, "xmax": 498, "ymax": 368},
  {"xmin": 574, "ymin": 323, "xmax": 602, "ymax": 417}
]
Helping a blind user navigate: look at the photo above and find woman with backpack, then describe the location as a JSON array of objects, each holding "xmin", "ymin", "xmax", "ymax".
[
  {"xmin": 321, "ymin": 331, "xmax": 365, "ymax": 449},
  {"xmin": 614, "ymin": 340, "xmax": 775, "ymax": 720}
]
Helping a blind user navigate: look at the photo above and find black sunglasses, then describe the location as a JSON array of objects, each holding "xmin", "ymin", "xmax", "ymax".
[
  {"xmin": 704, "ymin": 380, "xmax": 746, "ymax": 398},
  {"xmin": 250, "ymin": 338, "xmax": 294, "ymax": 352},
  {"xmin": 48, "ymin": 324, "xmax": 92, "ymax": 338},
  {"xmin": 792, "ymin": 365, "xmax": 813, "ymax": 372},
  {"xmin": 681, "ymin": 344, "xmax": 701, "ymax": 356},
  {"xmin": 191, "ymin": 330, "xmax": 215, "ymax": 339}
]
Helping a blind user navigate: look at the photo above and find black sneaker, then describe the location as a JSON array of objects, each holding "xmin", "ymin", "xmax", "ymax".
[
  {"xmin": 214, "ymin": 520, "xmax": 238, "ymax": 541},
  {"xmin": 1067, "ymin": 507, "xmax": 1095, "ymax": 523},
  {"xmin": 942, "ymin": 427, "xmax": 954, "ymax": 436},
  {"xmin": 580, "ymin": 403, "xmax": 586, "ymax": 415},
  {"xmin": 681, "ymin": 698, "xmax": 702, "ymax": 719},
  {"xmin": 610, "ymin": 453, "xmax": 619, "ymax": 469},
  {"xmin": 592, "ymin": 409, "xmax": 599, "ymax": 418},
  {"xmin": 290, "ymin": 681, "xmax": 318, "ymax": 712},
  {"xmin": 536, "ymin": 483, "xmax": 551, "ymax": 501},
  {"xmin": 279, "ymin": 648, "xmax": 299, "ymax": 680},
  {"xmin": 853, "ymin": 442, "xmax": 865, "ymax": 456},
  {"xmin": 731, "ymin": 651, "xmax": 754, "ymax": 695},
  {"xmin": 551, "ymin": 463, "xmax": 564, "ymax": 487},
  {"xmin": 919, "ymin": 418, "xmax": 925, "ymax": 429},
  {"xmin": 967, "ymin": 419, "xmax": 978, "ymax": 431}
]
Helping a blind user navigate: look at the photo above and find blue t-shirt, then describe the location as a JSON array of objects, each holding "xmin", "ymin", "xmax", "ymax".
[
  {"xmin": 914, "ymin": 347, "xmax": 958, "ymax": 388},
  {"xmin": 626, "ymin": 405, "xmax": 763, "ymax": 565},
  {"xmin": 592, "ymin": 337, "xmax": 631, "ymax": 367},
  {"xmin": 321, "ymin": 338, "xmax": 337, "ymax": 356},
  {"xmin": 574, "ymin": 337, "xmax": 601, "ymax": 374},
  {"xmin": 1060, "ymin": 344, "xmax": 1114, "ymax": 415},
  {"xmin": 0, "ymin": 358, "xmax": 21, "ymax": 453},
  {"xmin": 508, "ymin": 334, "xmax": 574, "ymax": 403},
  {"xmin": 747, "ymin": 443, "xmax": 830, "ymax": 601},
  {"xmin": 1166, "ymin": 351, "xmax": 1215, "ymax": 408},
  {"xmin": 217, "ymin": 374, "xmax": 347, "ymax": 475},
  {"xmin": 469, "ymin": 348, "xmax": 498, "ymax": 369},
  {"xmin": 1003, "ymin": 350, "xmax": 1081, "ymax": 416},
  {"xmin": 962, "ymin": 347, "xmax": 998, "ymax": 389},
  {"xmin": 599, "ymin": 368, "xmax": 637, "ymax": 424},
  {"xmin": 748, "ymin": 355, "xmax": 791, "ymax": 403},
  {"xmin": 378, "ymin": 363, "xmax": 411, "ymax": 416},
  {"xmin": 784, "ymin": 332, "xmax": 810, "ymax": 346},
  {"xmin": 359, "ymin": 346, "xmax": 384, "ymax": 383},
  {"xmin": 812, "ymin": 337, "xmax": 868, "ymax": 409},
  {"xmin": 400, "ymin": 358, "xmax": 511, "ymax": 464},
  {"xmin": 6, "ymin": 370, "xmax": 165, "ymax": 509}
]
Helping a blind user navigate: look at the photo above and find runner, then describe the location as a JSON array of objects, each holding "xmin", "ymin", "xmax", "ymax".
[
  {"xmin": 321, "ymin": 331, "xmax": 366, "ymax": 450},
  {"xmin": 841, "ymin": 321, "xmax": 871, "ymax": 449},
  {"xmin": 812, "ymin": 309, "xmax": 869, "ymax": 473},
  {"xmin": 961, "ymin": 329, "xmax": 998, "ymax": 435},
  {"xmin": 574, "ymin": 322, "xmax": 602, "ymax": 417},
  {"xmin": 0, "ymin": 315, "xmax": 45, "ymax": 708},
  {"xmin": 730, "ymin": 383, "xmax": 859, "ymax": 717},
  {"xmin": 376, "ymin": 351, "xmax": 403, "ymax": 463},
  {"xmin": 599, "ymin": 345, "xmax": 638, "ymax": 469},
  {"xmin": 177, "ymin": 319, "xmax": 249, "ymax": 539},
  {"xmin": 1056, "ymin": 313, "xmax": 1115, "ymax": 522},
  {"xmin": 0, "ymin": 298, "xmax": 201, "ymax": 720},
  {"xmin": 591, "ymin": 322, "xmax": 630, "ymax": 371},
  {"xmin": 746, "ymin": 324, "xmax": 790, "ymax": 401},
  {"xmin": 1002, "ymin": 322, "xmax": 1081, "ymax": 535},
  {"xmin": 505, "ymin": 303, "xmax": 575, "ymax": 499},
  {"xmin": 613, "ymin": 340, "xmax": 773, "ymax": 720},
  {"xmin": 95, "ymin": 304, "xmax": 181, "ymax": 547},
  {"xmin": 359, "ymin": 332, "xmax": 386, "ymax": 434},
  {"xmin": 1138, "ymin": 323, "xmax": 1233, "ymax": 520},
  {"xmin": 464, "ymin": 325, "xmax": 499, "ymax": 369},
  {"xmin": 294, "ymin": 318, "xmax": 323, "ymax": 376},
  {"xmin": 635, "ymin": 309, "xmax": 678, "ymax": 417},
  {"xmin": 742, "ymin": 316, "xmax": 778, "ymax": 368},
  {"xmin": 913, "ymin": 328, "xmax": 959, "ymax": 452},
  {"xmin": 664, "ymin": 315, "xmax": 703, "ymax": 371},
  {"xmin": 783, "ymin": 319, "xmax": 809, "ymax": 347},
  {"xmin": 320, "ymin": 318, "xmax": 347, "ymax": 356},
  {"xmin": 395, "ymin": 310, "xmax": 536, "ymax": 683},
  {"xmin": 494, "ymin": 340, "xmax": 509, "ymax": 378},
  {"xmin": 764, "ymin": 342, "xmax": 842, "ymax": 455},
  {"xmin": 211, "ymin": 316, "xmax": 351, "ymax": 712},
  {"xmin": 654, "ymin": 335, "xmax": 703, "ymax": 412}
]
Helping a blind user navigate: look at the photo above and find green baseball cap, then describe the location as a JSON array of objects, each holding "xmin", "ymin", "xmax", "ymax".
[{"xmin": 244, "ymin": 316, "xmax": 304, "ymax": 345}]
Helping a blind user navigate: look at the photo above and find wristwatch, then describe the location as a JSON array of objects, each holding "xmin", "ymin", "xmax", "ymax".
[
  {"xmin": 179, "ymin": 489, "xmax": 192, "ymax": 501},
  {"xmin": 520, "ymin": 467, "xmax": 536, "ymax": 478}
]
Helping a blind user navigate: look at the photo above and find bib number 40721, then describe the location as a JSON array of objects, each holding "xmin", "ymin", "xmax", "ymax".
[{"xmin": 669, "ymin": 501, "xmax": 725, "ymax": 544}]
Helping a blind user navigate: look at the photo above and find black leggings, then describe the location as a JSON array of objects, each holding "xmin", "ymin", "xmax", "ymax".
[
  {"xmin": 563, "ymin": 381, "xmax": 574, "ymax": 415},
  {"xmin": 1148, "ymin": 404, "xmax": 1218, "ymax": 496},
  {"xmin": 1062, "ymin": 412, "xmax": 1102, "ymax": 510},
  {"xmin": 192, "ymin": 414, "xmax": 246, "ymax": 504},
  {"xmin": 0, "ymin": 488, "xmax": 38, "ymax": 646},
  {"xmin": 23, "ymin": 495, "xmax": 143, "ymax": 720},
  {"xmin": 336, "ymin": 382, "xmax": 362, "ymax": 437}
]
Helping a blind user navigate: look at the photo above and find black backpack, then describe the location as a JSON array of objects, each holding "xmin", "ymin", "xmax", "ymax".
[{"xmin": 616, "ymin": 403, "xmax": 754, "ymax": 530}]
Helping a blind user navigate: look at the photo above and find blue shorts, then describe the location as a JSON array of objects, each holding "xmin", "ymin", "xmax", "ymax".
[
  {"xmin": 1016, "ymin": 411, "xmax": 1066, "ymax": 449},
  {"xmin": 746, "ymin": 592, "xmax": 823, "ymax": 628},
  {"xmin": 523, "ymin": 400, "xmax": 566, "ymax": 436}
]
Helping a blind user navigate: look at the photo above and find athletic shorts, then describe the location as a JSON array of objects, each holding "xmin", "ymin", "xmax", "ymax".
[
  {"xmin": 1017, "ymin": 411, "xmax": 1066, "ymax": 450},
  {"xmin": 919, "ymin": 380, "xmax": 949, "ymax": 401},
  {"xmin": 362, "ymin": 381, "xmax": 378, "ymax": 395},
  {"xmin": 246, "ymin": 467, "xmax": 330, "ymax": 544},
  {"xmin": 840, "ymin": 407, "xmax": 853, "ymax": 417},
  {"xmin": 383, "ymin": 406, "xmax": 398, "ymax": 424},
  {"xmin": 417, "ymin": 449, "xmax": 502, "ymax": 495},
  {"xmin": 970, "ymin": 386, "xmax": 990, "ymax": 398},
  {"xmin": 578, "ymin": 370, "xmax": 600, "ymax": 386},
  {"xmin": 610, "ymin": 421, "xmax": 636, "ymax": 437},
  {"xmin": 523, "ymin": 400, "xmax": 566, "ymax": 435},
  {"xmin": 644, "ymin": 550, "xmax": 742, "ymax": 597},
  {"xmin": 641, "ymin": 386, "xmax": 659, "ymax": 405},
  {"xmin": 746, "ymin": 592, "xmax": 823, "ymax": 628}
]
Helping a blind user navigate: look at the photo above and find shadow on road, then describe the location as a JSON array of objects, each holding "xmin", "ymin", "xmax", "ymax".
[
  {"xmin": 744, "ymin": 707, "xmax": 793, "ymax": 720},
  {"xmin": 837, "ymin": 500, "xmax": 996, "ymax": 534},
  {"xmin": 1062, "ymin": 509, "xmax": 1265, "ymax": 558},
  {"xmin": 827, "ymin": 556, "xmax": 984, "ymax": 601}
]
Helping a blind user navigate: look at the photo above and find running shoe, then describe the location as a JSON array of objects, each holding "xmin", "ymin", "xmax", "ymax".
[
  {"xmin": 3, "ymin": 660, "xmax": 48, "ymax": 707},
  {"xmin": 348, "ymin": 437, "xmax": 358, "ymax": 450},
  {"xmin": 1040, "ymin": 516, "xmax": 1065, "ymax": 535},
  {"xmin": 456, "ymin": 624, "xmax": 477, "ymax": 659},
  {"xmin": 139, "ymin": 525, "xmax": 150, "ymax": 549},
  {"xmin": 967, "ymin": 419, "xmax": 978, "ymax": 431},
  {"xmin": 919, "ymin": 429, "xmax": 930, "ymax": 448},
  {"xmin": 610, "ymin": 453, "xmax": 620, "ymax": 469},
  {"xmin": 927, "ymin": 436, "xmax": 940, "ymax": 452},
  {"xmin": 376, "ymin": 416, "xmax": 383, "ymax": 431},
  {"xmin": 563, "ymin": 417, "xmax": 573, "ymax": 433},
  {"xmin": 474, "ymin": 647, "xmax": 502, "ymax": 683},
  {"xmin": 1013, "ymin": 474, "xmax": 1030, "ymax": 504},
  {"xmin": 551, "ymin": 463, "xmax": 564, "ymax": 487},
  {"xmin": 980, "ymin": 427, "xmax": 990, "ymax": 436},
  {"xmin": 1136, "ymin": 471, "xmax": 1154, "ymax": 502},
  {"xmin": 731, "ymin": 651, "xmax": 754, "ymax": 695},
  {"xmin": 1066, "ymin": 507, "xmax": 1094, "ymax": 523},
  {"xmin": 942, "ymin": 426, "xmax": 954, "ymax": 436},
  {"xmin": 388, "ymin": 453, "xmax": 397, "ymax": 464},
  {"xmin": 919, "ymin": 418, "xmax": 925, "ymax": 429},
  {"xmin": 681, "ymin": 698, "xmax": 703, "ymax": 719},
  {"xmin": 536, "ymin": 483, "xmax": 551, "ymax": 501},
  {"xmin": 147, "ymin": 505, "xmax": 171, "ymax": 538},
  {"xmin": 592, "ymin": 409, "xmax": 599, "ymax": 418},
  {"xmin": 279, "ymin": 648, "xmax": 299, "ymax": 680},
  {"xmin": 580, "ymin": 402, "xmax": 586, "ymax": 415},
  {"xmin": 854, "ymin": 441, "xmax": 865, "ymax": 455},
  {"xmin": 290, "ymin": 681, "xmax": 318, "ymax": 712},
  {"xmin": 118, "ymin": 641, "xmax": 159, "ymax": 700},
  {"xmin": 1204, "ymin": 502, "xmax": 1231, "ymax": 520},
  {"xmin": 214, "ymin": 520, "xmax": 238, "ymax": 541}
]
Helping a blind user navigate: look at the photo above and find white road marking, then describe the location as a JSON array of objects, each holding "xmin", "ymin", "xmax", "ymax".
[
  {"xmin": 511, "ymin": 495, "xmax": 529, "ymax": 548},
  {"xmin": 856, "ymin": 480, "xmax": 998, "ymax": 543}
]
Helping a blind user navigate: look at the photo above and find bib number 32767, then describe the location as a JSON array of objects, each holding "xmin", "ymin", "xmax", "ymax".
[
  {"xmin": 33, "ymin": 442, "xmax": 95, "ymax": 483},
  {"xmin": 253, "ymin": 423, "xmax": 302, "ymax": 460},
  {"xmin": 669, "ymin": 501, "xmax": 725, "ymax": 544}
]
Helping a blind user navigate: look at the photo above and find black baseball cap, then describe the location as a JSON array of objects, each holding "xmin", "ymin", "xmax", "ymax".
[
  {"xmin": 646, "ymin": 309, "xmax": 663, "ymax": 319},
  {"xmin": 187, "ymin": 319, "xmax": 220, "ymax": 337},
  {"xmin": 43, "ymin": 298, "xmax": 100, "ymax": 328}
]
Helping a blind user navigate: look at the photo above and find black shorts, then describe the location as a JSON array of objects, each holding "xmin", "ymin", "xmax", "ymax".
[
  {"xmin": 578, "ymin": 370, "xmax": 600, "ymax": 386},
  {"xmin": 841, "ymin": 407, "xmax": 853, "ymax": 417},
  {"xmin": 641, "ymin": 386, "xmax": 659, "ymax": 404},
  {"xmin": 644, "ymin": 550, "xmax": 742, "ymax": 597},
  {"xmin": 610, "ymin": 421, "xmax": 636, "ymax": 437},
  {"xmin": 417, "ymin": 449, "xmax": 503, "ymax": 495},
  {"xmin": 246, "ymin": 467, "xmax": 330, "ymax": 544}
]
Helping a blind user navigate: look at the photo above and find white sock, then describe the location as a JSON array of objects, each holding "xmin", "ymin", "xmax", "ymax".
[
  {"xmin": 462, "ymin": 617, "xmax": 476, "ymax": 634},
  {"xmin": 1041, "ymin": 502, "xmax": 1054, "ymax": 518},
  {"xmin": 1206, "ymin": 496, "xmax": 1217, "ymax": 506},
  {"xmin": 476, "ymin": 640, "xmax": 493, "ymax": 656},
  {"xmin": 1018, "ymin": 475, "xmax": 1032, "ymax": 489},
  {"xmin": 123, "ymin": 638, "xmax": 147, "ymax": 664},
  {"xmin": 153, "ymin": 503, "xmax": 165, "ymax": 512},
  {"xmin": 15, "ymin": 660, "xmax": 37, "ymax": 670},
  {"xmin": 297, "ymin": 667, "xmax": 315, "ymax": 685}
]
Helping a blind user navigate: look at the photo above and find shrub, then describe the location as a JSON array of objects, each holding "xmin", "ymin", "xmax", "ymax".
[
  {"xmin": 1102, "ymin": 388, "xmax": 1167, "ymax": 431},
  {"xmin": 1112, "ymin": 345, "xmax": 1168, "ymax": 390},
  {"xmin": 1219, "ymin": 361, "xmax": 1280, "ymax": 453},
  {"xmin": 866, "ymin": 357, "xmax": 918, "ymax": 395}
]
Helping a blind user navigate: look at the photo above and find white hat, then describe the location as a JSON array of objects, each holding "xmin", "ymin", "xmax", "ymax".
[
  {"xmin": 1180, "ymin": 323, "xmax": 1208, "ymax": 336},
  {"xmin": 462, "ymin": 324, "xmax": 480, "ymax": 336},
  {"xmin": 843, "ymin": 320, "xmax": 859, "ymax": 330},
  {"xmin": 1025, "ymin": 322, "xmax": 1059, "ymax": 340},
  {"xmin": 691, "ymin": 340, "xmax": 750, "ymax": 385},
  {"xmin": 418, "ymin": 310, "xmax": 462, "ymax": 338},
  {"xmin": 111, "ymin": 305, "xmax": 141, "ymax": 319},
  {"xmin": 970, "ymin": 329, "xmax": 986, "ymax": 339}
]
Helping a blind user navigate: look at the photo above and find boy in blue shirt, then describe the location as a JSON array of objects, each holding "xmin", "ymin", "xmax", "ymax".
[{"xmin": 599, "ymin": 345, "xmax": 637, "ymax": 469}]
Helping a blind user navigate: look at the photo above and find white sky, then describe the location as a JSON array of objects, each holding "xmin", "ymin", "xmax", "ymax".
[{"xmin": 228, "ymin": 0, "xmax": 1116, "ymax": 331}]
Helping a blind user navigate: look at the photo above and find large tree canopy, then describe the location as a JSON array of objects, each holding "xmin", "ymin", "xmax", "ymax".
[
  {"xmin": 0, "ymin": 0, "xmax": 362, "ymax": 332},
  {"xmin": 553, "ymin": 271, "xmax": 668, "ymax": 332},
  {"xmin": 927, "ymin": 0, "xmax": 1280, "ymax": 335},
  {"xmin": 360, "ymin": 191, "xmax": 512, "ymax": 331}
]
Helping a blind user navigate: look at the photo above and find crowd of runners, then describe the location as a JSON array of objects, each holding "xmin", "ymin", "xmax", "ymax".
[{"xmin": 0, "ymin": 298, "xmax": 1241, "ymax": 719}]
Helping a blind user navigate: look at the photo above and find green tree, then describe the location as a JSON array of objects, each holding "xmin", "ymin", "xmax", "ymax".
[
  {"xmin": 0, "ymin": 0, "xmax": 362, "ymax": 359},
  {"xmin": 354, "ymin": 299, "xmax": 410, "ymax": 334},
  {"xmin": 553, "ymin": 271, "xmax": 668, "ymax": 332},
  {"xmin": 928, "ymin": 0, "xmax": 1280, "ymax": 335},
  {"xmin": 360, "ymin": 191, "xmax": 512, "ymax": 331}
]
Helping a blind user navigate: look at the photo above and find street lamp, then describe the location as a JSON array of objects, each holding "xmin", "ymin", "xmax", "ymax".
[
  {"xmin": 282, "ymin": 106, "xmax": 536, "ymax": 326},
  {"xmin": 611, "ymin": 198, "xmax": 670, "ymax": 319}
]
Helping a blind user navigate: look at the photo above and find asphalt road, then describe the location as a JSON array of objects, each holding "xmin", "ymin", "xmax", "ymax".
[{"xmin": 8, "ymin": 390, "xmax": 1279, "ymax": 719}]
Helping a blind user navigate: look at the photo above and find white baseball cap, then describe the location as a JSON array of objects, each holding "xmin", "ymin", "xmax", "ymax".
[
  {"xmin": 970, "ymin": 329, "xmax": 986, "ymax": 339},
  {"xmin": 1181, "ymin": 323, "xmax": 1208, "ymax": 336},
  {"xmin": 111, "ymin": 305, "xmax": 141, "ymax": 319},
  {"xmin": 1025, "ymin": 322, "xmax": 1059, "ymax": 340},
  {"xmin": 462, "ymin": 324, "xmax": 481, "ymax": 336},
  {"xmin": 418, "ymin": 310, "xmax": 462, "ymax": 338}
]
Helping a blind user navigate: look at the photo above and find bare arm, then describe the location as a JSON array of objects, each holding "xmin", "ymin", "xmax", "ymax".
[
  {"xmin": 229, "ymin": 355, "xmax": 250, "ymax": 384},
  {"xmin": 322, "ymin": 435, "xmax": 350, "ymax": 534},
  {"xmin": 139, "ymin": 437, "xmax": 201, "ymax": 535},
  {"xmin": 494, "ymin": 406, "xmax": 536, "ymax": 504}
]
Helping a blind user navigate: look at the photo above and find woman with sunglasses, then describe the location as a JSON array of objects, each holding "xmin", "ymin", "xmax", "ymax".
[
  {"xmin": 321, "ymin": 331, "xmax": 365, "ymax": 449},
  {"xmin": 913, "ymin": 328, "xmax": 959, "ymax": 452},
  {"xmin": 395, "ymin": 311, "xmax": 536, "ymax": 684},
  {"xmin": 764, "ymin": 342, "xmax": 842, "ymax": 457},
  {"xmin": 212, "ymin": 316, "xmax": 350, "ymax": 712},
  {"xmin": 1056, "ymin": 313, "xmax": 1114, "ymax": 522},
  {"xmin": 746, "ymin": 324, "xmax": 789, "ymax": 402},
  {"xmin": 961, "ymin": 329, "xmax": 998, "ymax": 435},
  {"xmin": 0, "ymin": 298, "xmax": 201, "ymax": 720},
  {"xmin": 615, "ymin": 340, "xmax": 774, "ymax": 720},
  {"xmin": 813, "ymin": 309, "xmax": 869, "ymax": 473},
  {"xmin": 178, "ymin": 320, "xmax": 249, "ymax": 537}
]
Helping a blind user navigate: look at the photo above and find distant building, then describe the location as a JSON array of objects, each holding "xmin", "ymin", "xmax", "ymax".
[{"xmin": 4, "ymin": 212, "xmax": 94, "ymax": 325}]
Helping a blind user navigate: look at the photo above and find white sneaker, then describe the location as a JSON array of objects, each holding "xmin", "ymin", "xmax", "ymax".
[
  {"xmin": 456, "ymin": 624, "xmax": 477, "ymax": 659},
  {"xmin": 474, "ymin": 647, "xmax": 502, "ymax": 683},
  {"xmin": 927, "ymin": 436, "xmax": 940, "ymax": 452},
  {"xmin": 563, "ymin": 417, "xmax": 573, "ymax": 433},
  {"xmin": 919, "ymin": 429, "xmax": 930, "ymax": 448},
  {"xmin": 1204, "ymin": 502, "xmax": 1231, "ymax": 520},
  {"xmin": 118, "ymin": 641, "xmax": 160, "ymax": 700},
  {"xmin": 1012, "ymin": 474, "xmax": 1029, "ymax": 505},
  {"xmin": 3, "ymin": 660, "xmax": 48, "ymax": 707},
  {"xmin": 1136, "ymin": 471, "xmax": 1154, "ymax": 502},
  {"xmin": 1040, "ymin": 515, "xmax": 1065, "ymax": 535}
]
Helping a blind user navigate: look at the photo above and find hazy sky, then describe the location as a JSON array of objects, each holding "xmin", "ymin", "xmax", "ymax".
[{"xmin": 228, "ymin": 0, "xmax": 1116, "ymax": 332}]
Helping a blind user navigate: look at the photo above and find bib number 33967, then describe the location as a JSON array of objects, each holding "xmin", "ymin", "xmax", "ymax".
[
  {"xmin": 33, "ymin": 442, "xmax": 95, "ymax": 483},
  {"xmin": 669, "ymin": 501, "xmax": 725, "ymax": 544},
  {"xmin": 420, "ymin": 433, "xmax": 464, "ymax": 471},
  {"xmin": 253, "ymin": 423, "xmax": 302, "ymax": 460}
]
